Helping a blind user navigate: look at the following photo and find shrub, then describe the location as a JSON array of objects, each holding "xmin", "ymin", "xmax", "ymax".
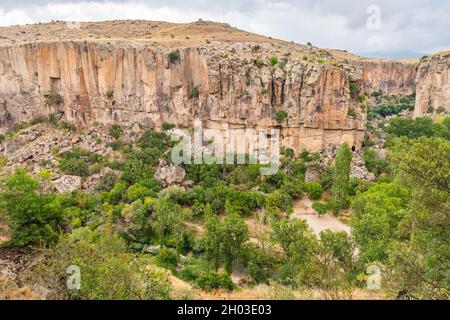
[
  {"xmin": 265, "ymin": 190, "xmax": 293, "ymax": 216},
  {"xmin": 349, "ymin": 82, "xmax": 360, "ymax": 99},
  {"xmin": 107, "ymin": 140, "xmax": 124, "ymax": 151},
  {"xmin": 156, "ymin": 247, "xmax": 179, "ymax": 270},
  {"xmin": 162, "ymin": 122, "xmax": 176, "ymax": 131},
  {"xmin": 368, "ymin": 103, "xmax": 414, "ymax": 120},
  {"xmin": 109, "ymin": 125, "xmax": 123, "ymax": 139},
  {"xmin": 386, "ymin": 117, "xmax": 435, "ymax": 139},
  {"xmin": 95, "ymin": 172, "xmax": 118, "ymax": 192},
  {"xmin": 358, "ymin": 95, "xmax": 367, "ymax": 103},
  {"xmin": 304, "ymin": 182, "xmax": 324, "ymax": 200},
  {"xmin": 191, "ymin": 84, "xmax": 200, "ymax": 99},
  {"xmin": 46, "ymin": 92, "xmax": 64, "ymax": 106},
  {"xmin": 105, "ymin": 88, "xmax": 114, "ymax": 99},
  {"xmin": 59, "ymin": 121, "xmax": 76, "ymax": 132},
  {"xmin": 275, "ymin": 111, "xmax": 288, "ymax": 123},
  {"xmin": 312, "ymin": 202, "xmax": 327, "ymax": 216},
  {"xmin": 49, "ymin": 113, "xmax": 58, "ymax": 126},
  {"xmin": 436, "ymin": 106, "xmax": 446, "ymax": 114},
  {"xmin": 270, "ymin": 56, "xmax": 279, "ymax": 66},
  {"xmin": 255, "ymin": 58, "xmax": 264, "ymax": 68},
  {"xmin": 27, "ymin": 228, "xmax": 172, "ymax": 300},
  {"xmin": 348, "ymin": 108, "xmax": 357, "ymax": 118},
  {"xmin": 363, "ymin": 149, "xmax": 390, "ymax": 177},
  {"xmin": 126, "ymin": 183, "xmax": 154, "ymax": 202},
  {"xmin": 195, "ymin": 272, "xmax": 235, "ymax": 291},
  {"xmin": 59, "ymin": 158, "xmax": 90, "ymax": 177},
  {"xmin": 0, "ymin": 170, "xmax": 67, "ymax": 246},
  {"xmin": 168, "ymin": 50, "xmax": 180, "ymax": 63}
]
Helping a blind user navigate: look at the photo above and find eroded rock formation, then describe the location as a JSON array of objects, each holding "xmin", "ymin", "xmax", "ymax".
[
  {"xmin": 414, "ymin": 51, "xmax": 450, "ymax": 116},
  {"xmin": 0, "ymin": 21, "xmax": 446, "ymax": 152}
]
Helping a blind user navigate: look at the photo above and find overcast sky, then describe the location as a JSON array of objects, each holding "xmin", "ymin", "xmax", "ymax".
[{"xmin": 0, "ymin": 0, "xmax": 449, "ymax": 58}]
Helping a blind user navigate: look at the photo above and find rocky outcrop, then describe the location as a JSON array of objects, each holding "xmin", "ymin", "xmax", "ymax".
[
  {"xmin": 319, "ymin": 144, "xmax": 376, "ymax": 181},
  {"xmin": 155, "ymin": 160, "xmax": 186, "ymax": 187},
  {"xmin": 358, "ymin": 60, "xmax": 417, "ymax": 97},
  {"xmin": 414, "ymin": 52, "xmax": 450, "ymax": 116},
  {"xmin": 0, "ymin": 21, "xmax": 444, "ymax": 153},
  {"xmin": 53, "ymin": 175, "xmax": 82, "ymax": 193}
]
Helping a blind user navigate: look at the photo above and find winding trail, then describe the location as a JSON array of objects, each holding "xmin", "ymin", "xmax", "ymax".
[{"xmin": 292, "ymin": 197, "xmax": 351, "ymax": 237}]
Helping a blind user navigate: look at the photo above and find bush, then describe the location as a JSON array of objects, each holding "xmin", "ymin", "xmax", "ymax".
[
  {"xmin": 349, "ymin": 82, "xmax": 360, "ymax": 99},
  {"xmin": 0, "ymin": 170, "xmax": 67, "ymax": 246},
  {"xmin": 156, "ymin": 248, "xmax": 179, "ymax": 270},
  {"xmin": 265, "ymin": 190, "xmax": 293, "ymax": 216},
  {"xmin": 162, "ymin": 122, "xmax": 176, "ymax": 131},
  {"xmin": 95, "ymin": 172, "xmax": 118, "ymax": 192},
  {"xmin": 107, "ymin": 140, "xmax": 124, "ymax": 151},
  {"xmin": 386, "ymin": 117, "xmax": 435, "ymax": 139},
  {"xmin": 275, "ymin": 111, "xmax": 288, "ymax": 123},
  {"xmin": 348, "ymin": 108, "xmax": 357, "ymax": 118},
  {"xmin": 304, "ymin": 182, "xmax": 323, "ymax": 200},
  {"xmin": 191, "ymin": 84, "xmax": 200, "ymax": 99},
  {"xmin": 368, "ymin": 103, "xmax": 414, "ymax": 120},
  {"xmin": 27, "ymin": 228, "xmax": 172, "ymax": 300},
  {"xmin": 59, "ymin": 121, "xmax": 76, "ymax": 132},
  {"xmin": 46, "ymin": 92, "xmax": 64, "ymax": 106},
  {"xmin": 255, "ymin": 58, "xmax": 264, "ymax": 68},
  {"xmin": 195, "ymin": 272, "xmax": 235, "ymax": 291},
  {"xmin": 312, "ymin": 202, "xmax": 327, "ymax": 216},
  {"xmin": 126, "ymin": 183, "xmax": 154, "ymax": 202},
  {"xmin": 363, "ymin": 149, "xmax": 390, "ymax": 177},
  {"xmin": 168, "ymin": 50, "xmax": 180, "ymax": 63},
  {"xmin": 105, "ymin": 88, "xmax": 114, "ymax": 99},
  {"xmin": 109, "ymin": 125, "xmax": 123, "ymax": 139},
  {"xmin": 436, "ymin": 106, "xmax": 446, "ymax": 114},
  {"xmin": 270, "ymin": 56, "xmax": 279, "ymax": 66},
  {"xmin": 59, "ymin": 158, "xmax": 90, "ymax": 177}
]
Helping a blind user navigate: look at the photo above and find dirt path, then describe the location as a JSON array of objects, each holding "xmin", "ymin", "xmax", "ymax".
[{"xmin": 292, "ymin": 197, "xmax": 351, "ymax": 237}]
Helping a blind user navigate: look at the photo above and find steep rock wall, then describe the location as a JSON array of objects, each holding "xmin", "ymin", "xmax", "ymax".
[
  {"xmin": 0, "ymin": 41, "xmax": 420, "ymax": 152},
  {"xmin": 414, "ymin": 52, "xmax": 450, "ymax": 116}
]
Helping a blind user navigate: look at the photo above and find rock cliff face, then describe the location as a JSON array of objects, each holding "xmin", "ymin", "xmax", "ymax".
[
  {"xmin": 0, "ymin": 21, "xmax": 445, "ymax": 152},
  {"xmin": 414, "ymin": 51, "xmax": 450, "ymax": 116}
]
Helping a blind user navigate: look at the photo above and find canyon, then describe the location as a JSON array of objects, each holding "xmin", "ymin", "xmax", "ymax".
[{"xmin": 0, "ymin": 20, "xmax": 448, "ymax": 152}]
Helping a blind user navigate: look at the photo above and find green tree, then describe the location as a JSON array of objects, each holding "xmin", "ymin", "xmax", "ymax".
[
  {"xmin": 152, "ymin": 197, "xmax": 184, "ymax": 245},
  {"xmin": 0, "ymin": 170, "xmax": 67, "ymax": 246},
  {"xmin": 331, "ymin": 143, "xmax": 352, "ymax": 214},
  {"xmin": 126, "ymin": 183, "xmax": 153, "ymax": 202},
  {"xmin": 59, "ymin": 158, "xmax": 90, "ymax": 177},
  {"xmin": 203, "ymin": 204, "xmax": 222, "ymax": 270},
  {"xmin": 27, "ymin": 228, "xmax": 172, "ymax": 300},
  {"xmin": 350, "ymin": 183, "xmax": 409, "ymax": 265},
  {"xmin": 384, "ymin": 137, "xmax": 450, "ymax": 299},
  {"xmin": 221, "ymin": 207, "xmax": 249, "ymax": 273},
  {"xmin": 304, "ymin": 182, "xmax": 323, "ymax": 200}
]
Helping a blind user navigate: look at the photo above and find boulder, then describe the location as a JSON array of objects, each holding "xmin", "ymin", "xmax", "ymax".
[
  {"xmin": 53, "ymin": 175, "xmax": 82, "ymax": 193},
  {"xmin": 154, "ymin": 159, "xmax": 186, "ymax": 187},
  {"xmin": 144, "ymin": 245, "xmax": 161, "ymax": 255},
  {"xmin": 305, "ymin": 167, "xmax": 321, "ymax": 183}
]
